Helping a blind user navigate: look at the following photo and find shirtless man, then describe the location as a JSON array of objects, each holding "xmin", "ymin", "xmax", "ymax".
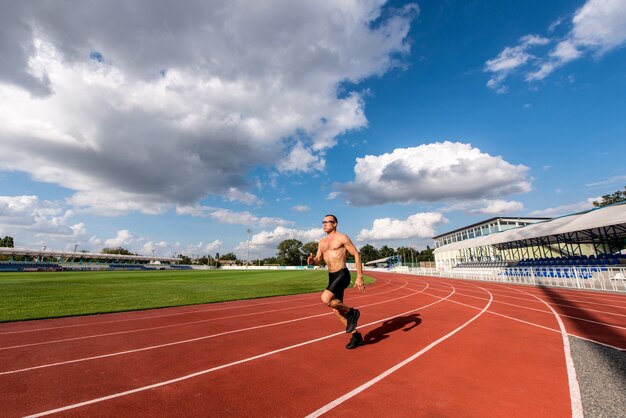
[{"xmin": 307, "ymin": 214, "xmax": 366, "ymax": 349}]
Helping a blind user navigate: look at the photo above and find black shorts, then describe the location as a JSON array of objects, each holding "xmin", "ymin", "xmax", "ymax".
[{"xmin": 326, "ymin": 267, "xmax": 351, "ymax": 302}]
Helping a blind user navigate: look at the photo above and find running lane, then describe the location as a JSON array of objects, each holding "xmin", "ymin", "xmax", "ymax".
[{"xmin": 2, "ymin": 272, "xmax": 623, "ymax": 417}]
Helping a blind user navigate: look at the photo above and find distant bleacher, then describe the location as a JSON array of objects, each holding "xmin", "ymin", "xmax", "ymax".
[{"xmin": 0, "ymin": 261, "xmax": 60, "ymax": 272}]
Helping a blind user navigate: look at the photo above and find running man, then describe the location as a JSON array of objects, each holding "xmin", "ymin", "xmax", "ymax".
[{"xmin": 307, "ymin": 214, "xmax": 366, "ymax": 349}]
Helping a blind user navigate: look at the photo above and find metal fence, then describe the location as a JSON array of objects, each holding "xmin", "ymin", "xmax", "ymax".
[{"xmin": 390, "ymin": 265, "xmax": 626, "ymax": 293}]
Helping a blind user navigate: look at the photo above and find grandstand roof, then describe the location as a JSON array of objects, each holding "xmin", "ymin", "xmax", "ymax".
[
  {"xmin": 364, "ymin": 256, "xmax": 394, "ymax": 266},
  {"xmin": 434, "ymin": 202, "xmax": 626, "ymax": 253},
  {"xmin": 432, "ymin": 216, "xmax": 550, "ymax": 239},
  {"xmin": 0, "ymin": 247, "xmax": 180, "ymax": 263}
]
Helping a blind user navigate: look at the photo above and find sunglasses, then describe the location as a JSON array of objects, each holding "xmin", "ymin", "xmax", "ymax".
[{"xmin": 322, "ymin": 221, "xmax": 335, "ymax": 224}]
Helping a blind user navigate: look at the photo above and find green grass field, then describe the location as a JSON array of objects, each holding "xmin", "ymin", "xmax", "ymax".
[{"xmin": 0, "ymin": 269, "xmax": 373, "ymax": 322}]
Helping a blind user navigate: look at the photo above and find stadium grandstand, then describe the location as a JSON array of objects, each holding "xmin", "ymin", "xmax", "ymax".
[
  {"xmin": 429, "ymin": 202, "xmax": 626, "ymax": 292},
  {"xmin": 0, "ymin": 248, "xmax": 182, "ymax": 272},
  {"xmin": 364, "ymin": 255, "xmax": 402, "ymax": 269}
]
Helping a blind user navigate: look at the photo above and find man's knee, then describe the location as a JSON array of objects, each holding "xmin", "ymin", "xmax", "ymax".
[{"xmin": 321, "ymin": 291, "xmax": 334, "ymax": 306}]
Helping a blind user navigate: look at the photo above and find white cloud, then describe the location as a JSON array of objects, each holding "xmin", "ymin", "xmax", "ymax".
[
  {"xmin": 227, "ymin": 188, "xmax": 261, "ymax": 205},
  {"xmin": 292, "ymin": 205, "xmax": 310, "ymax": 212},
  {"xmin": 236, "ymin": 226, "xmax": 325, "ymax": 257},
  {"xmin": 0, "ymin": 195, "xmax": 84, "ymax": 246},
  {"xmin": 277, "ymin": 141, "xmax": 326, "ymax": 173},
  {"xmin": 176, "ymin": 204, "xmax": 293, "ymax": 227},
  {"xmin": 104, "ymin": 230, "xmax": 135, "ymax": 248},
  {"xmin": 485, "ymin": 35, "xmax": 549, "ymax": 92},
  {"xmin": 471, "ymin": 200, "xmax": 524, "ymax": 215},
  {"xmin": 357, "ymin": 212, "xmax": 448, "ymax": 242},
  {"xmin": 486, "ymin": 0, "xmax": 626, "ymax": 89},
  {"xmin": 340, "ymin": 141, "xmax": 531, "ymax": 206},
  {"xmin": 571, "ymin": 0, "xmax": 626, "ymax": 52},
  {"xmin": 586, "ymin": 175, "xmax": 626, "ymax": 188},
  {"xmin": 204, "ymin": 239, "xmax": 223, "ymax": 254},
  {"xmin": 0, "ymin": 1, "xmax": 417, "ymax": 214},
  {"xmin": 443, "ymin": 199, "xmax": 524, "ymax": 215},
  {"xmin": 529, "ymin": 198, "xmax": 596, "ymax": 217}
]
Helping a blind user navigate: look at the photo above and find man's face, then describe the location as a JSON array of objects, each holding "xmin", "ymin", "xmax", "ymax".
[{"xmin": 322, "ymin": 216, "xmax": 336, "ymax": 233}]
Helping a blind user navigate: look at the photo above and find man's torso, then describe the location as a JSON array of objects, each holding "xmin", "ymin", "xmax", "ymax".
[{"xmin": 320, "ymin": 233, "xmax": 348, "ymax": 273}]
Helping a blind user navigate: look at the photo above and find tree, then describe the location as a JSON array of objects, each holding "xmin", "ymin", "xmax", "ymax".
[
  {"xmin": 379, "ymin": 245, "xmax": 395, "ymax": 258},
  {"xmin": 396, "ymin": 246, "xmax": 415, "ymax": 265},
  {"xmin": 0, "ymin": 236, "xmax": 14, "ymax": 247},
  {"xmin": 177, "ymin": 254, "xmax": 191, "ymax": 264},
  {"xmin": 102, "ymin": 247, "xmax": 135, "ymax": 255},
  {"xmin": 593, "ymin": 186, "xmax": 626, "ymax": 207},
  {"xmin": 220, "ymin": 252, "xmax": 238, "ymax": 260},
  {"xmin": 418, "ymin": 246, "xmax": 434, "ymax": 262},
  {"xmin": 262, "ymin": 256, "xmax": 278, "ymax": 265},
  {"xmin": 359, "ymin": 244, "xmax": 380, "ymax": 264},
  {"xmin": 277, "ymin": 239, "xmax": 304, "ymax": 266},
  {"xmin": 302, "ymin": 241, "xmax": 318, "ymax": 257}
]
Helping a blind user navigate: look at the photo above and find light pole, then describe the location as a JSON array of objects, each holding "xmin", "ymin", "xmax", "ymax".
[{"xmin": 246, "ymin": 228, "xmax": 252, "ymax": 268}]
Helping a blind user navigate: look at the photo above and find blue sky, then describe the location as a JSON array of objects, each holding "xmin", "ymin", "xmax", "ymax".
[{"xmin": 0, "ymin": 0, "xmax": 624, "ymax": 260}]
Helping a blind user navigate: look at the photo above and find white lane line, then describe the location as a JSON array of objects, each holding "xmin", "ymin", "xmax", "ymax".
[
  {"xmin": 439, "ymin": 289, "xmax": 626, "ymax": 330},
  {"xmin": 398, "ymin": 275, "xmax": 625, "ymax": 350},
  {"xmin": 23, "ymin": 283, "xmax": 455, "ymax": 417},
  {"xmin": 1, "ymin": 276, "xmax": 402, "ymax": 337},
  {"xmin": 469, "ymin": 288, "xmax": 626, "ymax": 317},
  {"xmin": 305, "ymin": 285, "xmax": 493, "ymax": 418},
  {"xmin": 515, "ymin": 289, "xmax": 584, "ymax": 418},
  {"xmin": 1, "ymin": 281, "xmax": 424, "ymax": 375},
  {"xmin": 1, "ymin": 279, "xmax": 413, "ymax": 351},
  {"xmin": 0, "ymin": 294, "xmax": 316, "ymax": 336}
]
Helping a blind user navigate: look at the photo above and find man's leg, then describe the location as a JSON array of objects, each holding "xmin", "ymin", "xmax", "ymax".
[
  {"xmin": 321, "ymin": 290, "xmax": 350, "ymax": 317},
  {"xmin": 332, "ymin": 308, "xmax": 347, "ymax": 327}
]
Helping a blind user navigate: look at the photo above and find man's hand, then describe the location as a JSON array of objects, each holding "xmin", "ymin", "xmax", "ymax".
[
  {"xmin": 355, "ymin": 276, "xmax": 365, "ymax": 293},
  {"xmin": 306, "ymin": 253, "xmax": 315, "ymax": 265}
]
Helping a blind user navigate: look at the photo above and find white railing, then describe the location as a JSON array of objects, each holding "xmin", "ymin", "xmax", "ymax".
[{"xmin": 386, "ymin": 266, "xmax": 626, "ymax": 293}]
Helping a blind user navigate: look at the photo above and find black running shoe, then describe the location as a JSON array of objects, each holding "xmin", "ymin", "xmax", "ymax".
[
  {"xmin": 346, "ymin": 332, "xmax": 364, "ymax": 349},
  {"xmin": 345, "ymin": 308, "xmax": 360, "ymax": 333}
]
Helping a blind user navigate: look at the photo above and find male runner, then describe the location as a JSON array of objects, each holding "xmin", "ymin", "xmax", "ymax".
[{"xmin": 307, "ymin": 214, "xmax": 366, "ymax": 349}]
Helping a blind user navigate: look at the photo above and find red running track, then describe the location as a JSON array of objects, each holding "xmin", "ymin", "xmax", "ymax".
[{"xmin": 1, "ymin": 272, "xmax": 625, "ymax": 417}]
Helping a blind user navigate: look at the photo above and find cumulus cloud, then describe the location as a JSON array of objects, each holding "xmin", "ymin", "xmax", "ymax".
[
  {"xmin": 356, "ymin": 212, "xmax": 448, "ymax": 242},
  {"xmin": 176, "ymin": 204, "xmax": 293, "ymax": 227},
  {"xmin": 103, "ymin": 230, "xmax": 136, "ymax": 248},
  {"xmin": 339, "ymin": 141, "xmax": 531, "ymax": 206},
  {"xmin": 226, "ymin": 188, "xmax": 261, "ymax": 205},
  {"xmin": 0, "ymin": 1, "xmax": 417, "ymax": 214},
  {"xmin": 292, "ymin": 205, "xmax": 310, "ymax": 212},
  {"xmin": 443, "ymin": 199, "xmax": 524, "ymax": 215},
  {"xmin": 236, "ymin": 226, "xmax": 324, "ymax": 257},
  {"xmin": 485, "ymin": 0, "xmax": 626, "ymax": 90},
  {"xmin": 0, "ymin": 195, "xmax": 85, "ymax": 246}
]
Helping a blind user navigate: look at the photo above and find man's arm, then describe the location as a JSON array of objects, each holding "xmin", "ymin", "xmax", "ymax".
[
  {"xmin": 307, "ymin": 242, "xmax": 323, "ymax": 265},
  {"xmin": 343, "ymin": 236, "xmax": 365, "ymax": 293}
]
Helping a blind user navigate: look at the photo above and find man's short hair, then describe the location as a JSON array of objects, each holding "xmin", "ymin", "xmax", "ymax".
[{"xmin": 325, "ymin": 214, "xmax": 338, "ymax": 223}]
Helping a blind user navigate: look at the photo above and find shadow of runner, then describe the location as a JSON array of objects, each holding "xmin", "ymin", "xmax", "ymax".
[
  {"xmin": 537, "ymin": 285, "xmax": 626, "ymax": 417},
  {"xmin": 364, "ymin": 313, "xmax": 421, "ymax": 345}
]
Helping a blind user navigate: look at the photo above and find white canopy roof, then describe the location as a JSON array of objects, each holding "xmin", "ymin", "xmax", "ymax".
[{"xmin": 434, "ymin": 202, "xmax": 626, "ymax": 254}]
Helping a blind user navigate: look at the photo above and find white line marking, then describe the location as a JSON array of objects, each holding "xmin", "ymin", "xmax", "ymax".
[
  {"xmin": 1, "ymin": 276, "xmax": 401, "ymax": 336},
  {"xmin": 1, "ymin": 281, "xmax": 424, "ymax": 375},
  {"xmin": 23, "ymin": 284, "xmax": 455, "ymax": 417},
  {"xmin": 304, "ymin": 285, "xmax": 493, "ymax": 417},
  {"xmin": 516, "ymin": 289, "xmax": 584, "ymax": 418}
]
